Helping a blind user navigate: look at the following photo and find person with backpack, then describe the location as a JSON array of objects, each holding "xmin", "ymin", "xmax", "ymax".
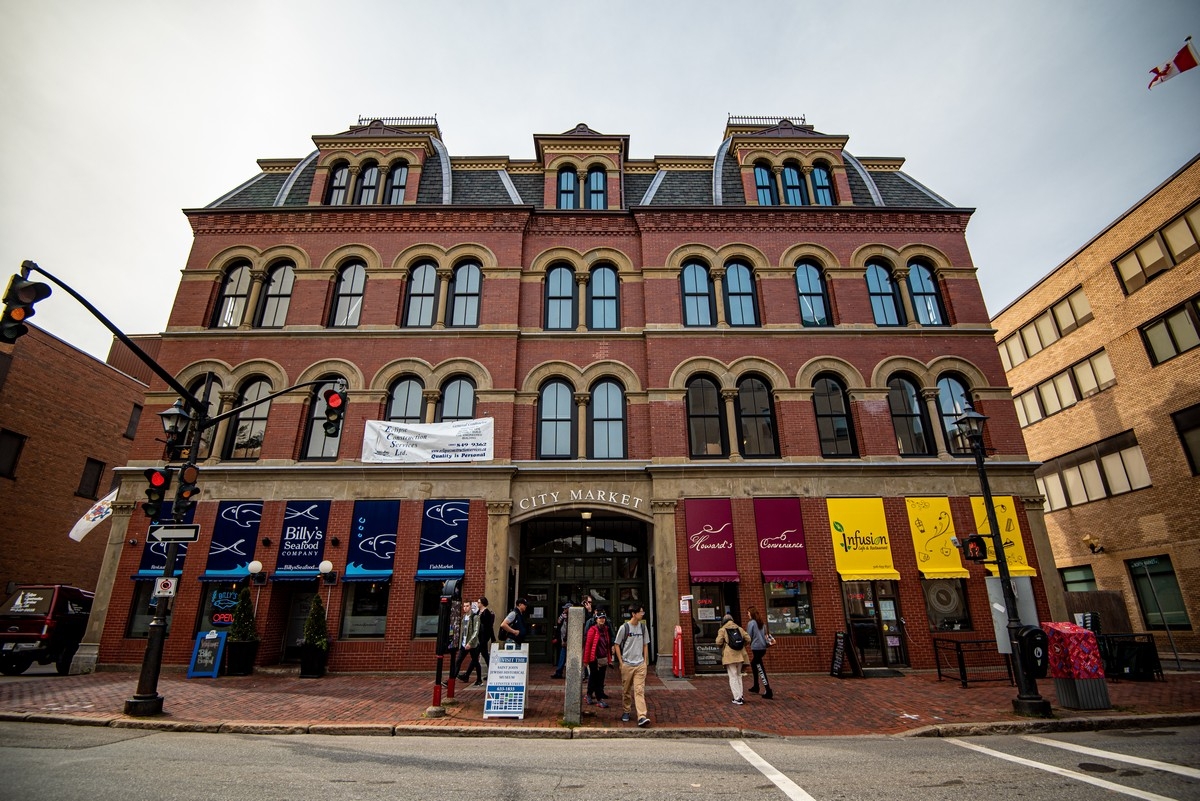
[
  {"xmin": 613, "ymin": 603, "xmax": 651, "ymax": 727},
  {"xmin": 745, "ymin": 607, "xmax": 773, "ymax": 699},
  {"xmin": 499, "ymin": 597, "xmax": 528, "ymax": 645},
  {"xmin": 715, "ymin": 613, "xmax": 751, "ymax": 705}
]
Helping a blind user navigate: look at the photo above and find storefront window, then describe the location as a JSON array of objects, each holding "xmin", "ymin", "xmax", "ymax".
[
  {"xmin": 125, "ymin": 582, "xmax": 174, "ymax": 638},
  {"xmin": 341, "ymin": 582, "xmax": 389, "ymax": 638},
  {"xmin": 414, "ymin": 581, "xmax": 442, "ymax": 637},
  {"xmin": 196, "ymin": 583, "xmax": 241, "ymax": 634},
  {"xmin": 763, "ymin": 581, "xmax": 814, "ymax": 635},
  {"xmin": 1060, "ymin": 565, "xmax": 1097, "ymax": 593},
  {"xmin": 921, "ymin": 578, "xmax": 972, "ymax": 631},
  {"xmin": 1127, "ymin": 555, "xmax": 1192, "ymax": 630}
]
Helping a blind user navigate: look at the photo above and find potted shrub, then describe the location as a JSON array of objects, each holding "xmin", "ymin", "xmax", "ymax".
[
  {"xmin": 299, "ymin": 593, "xmax": 329, "ymax": 678},
  {"xmin": 224, "ymin": 588, "xmax": 260, "ymax": 676}
]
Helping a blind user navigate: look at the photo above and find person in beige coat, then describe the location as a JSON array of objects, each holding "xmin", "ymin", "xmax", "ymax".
[{"xmin": 715, "ymin": 613, "xmax": 752, "ymax": 704}]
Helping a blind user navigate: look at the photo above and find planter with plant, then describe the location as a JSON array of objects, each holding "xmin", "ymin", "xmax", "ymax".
[
  {"xmin": 299, "ymin": 593, "xmax": 329, "ymax": 678},
  {"xmin": 225, "ymin": 587, "xmax": 260, "ymax": 676}
]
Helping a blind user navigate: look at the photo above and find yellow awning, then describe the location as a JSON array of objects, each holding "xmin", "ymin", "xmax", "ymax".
[
  {"xmin": 827, "ymin": 498, "xmax": 901, "ymax": 581},
  {"xmin": 971, "ymin": 496, "xmax": 1037, "ymax": 577},
  {"xmin": 906, "ymin": 497, "xmax": 970, "ymax": 579}
]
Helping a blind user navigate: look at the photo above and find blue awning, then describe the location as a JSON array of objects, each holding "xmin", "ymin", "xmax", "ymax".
[
  {"xmin": 131, "ymin": 571, "xmax": 183, "ymax": 580},
  {"xmin": 271, "ymin": 571, "xmax": 319, "ymax": 582},
  {"xmin": 342, "ymin": 572, "xmax": 393, "ymax": 583},
  {"xmin": 198, "ymin": 573, "xmax": 246, "ymax": 583},
  {"xmin": 415, "ymin": 569, "xmax": 464, "ymax": 581}
]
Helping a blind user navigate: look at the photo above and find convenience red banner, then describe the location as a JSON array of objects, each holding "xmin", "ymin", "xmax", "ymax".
[{"xmin": 753, "ymin": 497, "xmax": 813, "ymax": 582}]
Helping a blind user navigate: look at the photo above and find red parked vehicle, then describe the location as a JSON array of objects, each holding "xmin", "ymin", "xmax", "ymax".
[{"xmin": 0, "ymin": 585, "xmax": 94, "ymax": 675}]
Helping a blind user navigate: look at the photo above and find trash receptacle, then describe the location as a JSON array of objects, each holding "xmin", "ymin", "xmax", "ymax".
[{"xmin": 1043, "ymin": 622, "xmax": 1110, "ymax": 710}]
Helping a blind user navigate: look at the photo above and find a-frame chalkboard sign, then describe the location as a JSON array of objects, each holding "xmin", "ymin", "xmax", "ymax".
[{"xmin": 829, "ymin": 630, "xmax": 864, "ymax": 678}]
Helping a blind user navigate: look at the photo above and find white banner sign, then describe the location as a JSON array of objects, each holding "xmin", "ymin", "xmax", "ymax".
[{"xmin": 361, "ymin": 418, "xmax": 494, "ymax": 464}]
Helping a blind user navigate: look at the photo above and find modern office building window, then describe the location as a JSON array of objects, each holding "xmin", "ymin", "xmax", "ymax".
[
  {"xmin": 212, "ymin": 262, "xmax": 252, "ymax": 328},
  {"xmin": 1173, "ymin": 402, "xmax": 1200, "ymax": 475},
  {"xmin": 686, "ymin": 376, "xmax": 727, "ymax": 457},
  {"xmin": 813, "ymin": 375, "xmax": 856, "ymax": 457},
  {"xmin": 1060, "ymin": 565, "xmax": 1098, "ymax": 593},
  {"xmin": 1127, "ymin": 555, "xmax": 1192, "ymax": 630},
  {"xmin": 1141, "ymin": 296, "xmax": 1200, "ymax": 365},
  {"xmin": 888, "ymin": 375, "xmax": 933, "ymax": 455},
  {"xmin": 1114, "ymin": 202, "xmax": 1200, "ymax": 293},
  {"xmin": 256, "ymin": 261, "xmax": 295, "ymax": 328},
  {"xmin": 1035, "ymin": 431, "xmax": 1152, "ymax": 512},
  {"xmin": 404, "ymin": 262, "xmax": 438, "ymax": 327},
  {"xmin": 999, "ymin": 287, "xmax": 1093, "ymax": 369},
  {"xmin": 681, "ymin": 262, "xmax": 715, "ymax": 326},
  {"xmin": 329, "ymin": 261, "xmax": 366, "ymax": 328}
]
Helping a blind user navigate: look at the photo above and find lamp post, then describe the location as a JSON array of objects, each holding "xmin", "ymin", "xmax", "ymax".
[{"xmin": 954, "ymin": 402, "xmax": 1052, "ymax": 717}]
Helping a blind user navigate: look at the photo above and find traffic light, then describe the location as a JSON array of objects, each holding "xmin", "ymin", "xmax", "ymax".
[
  {"xmin": 142, "ymin": 467, "xmax": 173, "ymax": 521},
  {"xmin": 963, "ymin": 534, "xmax": 989, "ymax": 562},
  {"xmin": 174, "ymin": 462, "xmax": 200, "ymax": 517},
  {"xmin": 1, "ymin": 274, "xmax": 52, "ymax": 343},
  {"xmin": 322, "ymin": 387, "xmax": 347, "ymax": 436}
]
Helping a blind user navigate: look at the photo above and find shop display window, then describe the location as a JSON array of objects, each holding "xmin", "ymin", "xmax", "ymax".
[
  {"xmin": 414, "ymin": 581, "xmax": 441, "ymax": 637},
  {"xmin": 125, "ymin": 582, "xmax": 174, "ymax": 639},
  {"xmin": 341, "ymin": 582, "xmax": 389, "ymax": 638},
  {"xmin": 921, "ymin": 578, "xmax": 973, "ymax": 631},
  {"xmin": 763, "ymin": 581, "xmax": 814, "ymax": 635},
  {"xmin": 196, "ymin": 582, "xmax": 241, "ymax": 634}
]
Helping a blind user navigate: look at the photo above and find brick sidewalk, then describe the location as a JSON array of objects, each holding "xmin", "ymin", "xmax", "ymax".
[{"xmin": 2, "ymin": 663, "xmax": 1198, "ymax": 737}]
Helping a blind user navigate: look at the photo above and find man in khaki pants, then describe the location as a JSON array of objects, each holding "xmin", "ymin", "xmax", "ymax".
[{"xmin": 614, "ymin": 603, "xmax": 650, "ymax": 727}]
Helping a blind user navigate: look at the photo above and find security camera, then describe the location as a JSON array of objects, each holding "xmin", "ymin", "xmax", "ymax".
[{"xmin": 949, "ymin": 536, "xmax": 961, "ymax": 549}]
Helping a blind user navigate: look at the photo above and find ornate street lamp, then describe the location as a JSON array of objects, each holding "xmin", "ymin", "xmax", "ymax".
[
  {"xmin": 954, "ymin": 402, "xmax": 1052, "ymax": 717},
  {"xmin": 157, "ymin": 400, "xmax": 191, "ymax": 444}
]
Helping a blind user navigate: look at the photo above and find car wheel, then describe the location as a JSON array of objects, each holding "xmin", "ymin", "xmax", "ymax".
[
  {"xmin": 56, "ymin": 644, "xmax": 79, "ymax": 675},
  {"xmin": 1, "ymin": 656, "xmax": 34, "ymax": 675}
]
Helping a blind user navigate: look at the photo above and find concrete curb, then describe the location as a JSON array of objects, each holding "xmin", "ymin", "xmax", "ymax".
[
  {"xmin": 23, "ymin": 713, "xmax": 115, "ymax": 727},
  {"xmin": 903, "ymin": 712, "xmax": 1200, "ymax": 737},
  {"xmin": 111, "ymin": 719, "xmax": 224, "ymax": 733}
]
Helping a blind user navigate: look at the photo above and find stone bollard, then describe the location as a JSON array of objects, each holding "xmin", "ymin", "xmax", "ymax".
[{"xmin": 563, "ymin": 606, "xmax": 585, "ymax": 724}]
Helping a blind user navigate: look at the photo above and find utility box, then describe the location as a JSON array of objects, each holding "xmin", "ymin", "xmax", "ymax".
[{"xmin": 1043, "ymin": 622, "xmax": 1111, "ymax": 710}]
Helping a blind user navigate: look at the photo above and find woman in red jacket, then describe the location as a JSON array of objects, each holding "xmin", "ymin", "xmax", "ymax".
[{"xmin": 584, "ymin": 608, "xmax": 613, "ymax": 707}]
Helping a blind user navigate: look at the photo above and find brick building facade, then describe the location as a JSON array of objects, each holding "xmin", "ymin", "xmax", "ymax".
[
  {"xmin": 993, "ymin": 155, "xmax": 1200, "ymax": 654},
  {"xmin": 0, "ymin": 326, "xmax": 148, "ymax": 592},
  {"xmin": 83, "ymin": 117, "xmax": 1059, "ymax": 676}
]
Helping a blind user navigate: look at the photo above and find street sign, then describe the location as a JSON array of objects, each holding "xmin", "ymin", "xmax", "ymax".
[
  {"xmin": 149, "ymin": 523, "xmax": 201, "ymax": 542},
  {"xmin": 154, "ymin": 577, "xmax": 178, "ymax": 598}
]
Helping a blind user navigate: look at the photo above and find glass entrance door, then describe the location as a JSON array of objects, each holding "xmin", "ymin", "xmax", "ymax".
[
  {"xmin": 690, "ymin": 582, "xmax": 739, "ymax": 673},
  {"xmin": 840, "ymin": 580, "xmax": 907, "ymax": 668},
  {"xmin": 283, "ymin": 589, "xmax": 316, "ymax": 661}
]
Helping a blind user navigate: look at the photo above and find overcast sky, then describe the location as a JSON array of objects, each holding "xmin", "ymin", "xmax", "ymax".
[{"xmin": 2, "ymin": 0, "xmax": 1197, "ymax": 361}]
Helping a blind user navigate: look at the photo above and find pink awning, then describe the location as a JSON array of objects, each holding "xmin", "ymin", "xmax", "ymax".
[
  {"xmin": 754, "ymin": 497, "xmax": 813, "ymax": 582},
  {"xmin": 684, "ymin": 499, "xmax": 739, "ymax": 582}
]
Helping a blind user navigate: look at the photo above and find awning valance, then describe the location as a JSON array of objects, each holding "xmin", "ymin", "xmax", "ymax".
[
  {"xmin": 346, "ymin": 500, "xmax": 400, "ymax": 582},
  {"xmin": 754, "ymin": 497, "xmax": 812, "ymax": 584},
  {"xmin": 685, "ymin": 499, "xmax": 739, "ymax": 583},
  {"xmin": 200, "ymin": 500, "xmax": 263, "ymax": 580},
  {"xmin": 416, "ymin": 500, "xmax": 469, "ymax": 579},
  {"xmin": 827, "ymin": 498, "xmax": 901, "ymax": 581}
]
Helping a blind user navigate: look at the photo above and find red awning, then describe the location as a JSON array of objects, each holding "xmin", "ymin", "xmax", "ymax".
[
  {"xmin": 754, "ymin": 497, "xmax": 813, "ymax": 583},
  {"xmin": 684, "ymin": 499, "xmax": 739, "ymax": 583}
]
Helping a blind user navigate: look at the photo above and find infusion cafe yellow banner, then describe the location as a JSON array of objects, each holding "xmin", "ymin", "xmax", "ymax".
[
  {"xmin": 827, "ymin": 498, "xmax": 900, "ymax": 581},
  {"xmin": 905, "ymin": 497, "xmax": 969, "ymax": 579},
  {"xmin": 970, "ymin": 496, "xmax": 1037, "ymax": 577}
]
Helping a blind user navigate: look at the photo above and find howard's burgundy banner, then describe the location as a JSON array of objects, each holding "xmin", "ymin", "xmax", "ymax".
[
  {"xmin": 753, "ymin": 497, "xmax": 812, "ymax": 582},
  {"xmin": 684, "ymin": 498, "xmax": 738, "ymax": 582}
]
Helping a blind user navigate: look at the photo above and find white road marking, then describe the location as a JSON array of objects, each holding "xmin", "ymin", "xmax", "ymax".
[
  {"xmin": 947, "ymin": 737, "xmax": 1180, "ymax": 801},
  {"xmin": 1023, "ymin": 735, "xmax": 1200, "ymax": 780},
  {"xmin": 730, "ymin": 740, "xmax": 818, "ymax": 801}
]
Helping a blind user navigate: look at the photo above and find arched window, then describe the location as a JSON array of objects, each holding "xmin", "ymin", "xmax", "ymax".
[
  {"xmin": 355, "ymin": 162, "xmax": 380, "ymax": 204},
  {"xmin": 687, "ymin": 376, "xmax": 727, "ymax": 458},
  {"xmin": 908, "ymin": 261, "xmax": 945, "ymax": 326},
  {"xmin": 558, "ymin": 167, "xmax": 579, "ymax": 209},
  {"xmin": 404, "ymin": 262, "xmax": 437, "ymax": 327},
  {"xmin": 795, "ymin": 261, "xmax": 830, "ymax": 327},
  {"xmin": 888, "ymin": 375, "xmax": 933, "ymax": 456},
  {"xmin": 681, "ymin": 262, "xmax": 715, "ymax": 326},
  {"xmin": 325, "ymin": 162, "xmax": 350, "ymax": 205},
  {"xmin": 387, "ymin": 376, "xmax": 425, "ymax": 424},
  {"xmin": 186, "ymin": 375, "xmax": 223, "ymax": 460},
  {"xmin": 255, "ymin": 261, "xmax": 295, "ymax": 328},
  {"xmin": 724, "ymin": 262, "xmax": 759, "ymax": 327},
  {"xmin": 587, "ymin": 166, "xmax": 607, "ymax": 210},
  {"xmin": 212, "ymin": 261, "xmax": 251, "ymax": 328},
  {"xmin": 545, "ymin": 264, "xmax": 576, "ymax": 330},
  {"xmin": 782, "ymin": 162, "xmax": 808, "ymax": 206},
  {"xmin": 867, "ymin": 262, "xmax": 905, "ymax": 326},
  {"xmin": 812, "ymin": 162, "xmax": 835, "ymax": 205},
  {"xmin": 538, "ymin": 380, "xmax": 575, "ymax": 459},
  {"xmin": 813, "ymin": 375, "xmax": 857, "ymax": 457},
  {"xmin": 754, "ymin": 161, "xmax": 778, "ymax": 206},
  {"xmin": 937, "ymin": 374, "xmax": 972, "ymax": 456},
  {"xmin": 302, "ymin": 376, "xmax": 344, "ymax": 460},
  {"xmin": 329, "ymin": 260, "xmax": 366, "ymax": 327},
  {"xmin": 385, "ymin": 160, "xmax": 408, "ymax": 205},
  {"xmin": 589, "ymin": 379, "xmax": 625, "ymax": 459},
  {"xmin": 447, "ymin": 262, "xmax": 481, "ymax": 327},
  {"xmin": 223, "ymin": 377, "xmax": 272, "ymax": 460},
  {"xmin": 735, "ymin": 376, "xmax": 778, "ymax": 458},
  {"xmin": 587, "ymin": 265, "xmax": 619, "ymax": 330},
  {"xmin": 437, "ymin": 377, "xmax": 475, "ymax": 422}
]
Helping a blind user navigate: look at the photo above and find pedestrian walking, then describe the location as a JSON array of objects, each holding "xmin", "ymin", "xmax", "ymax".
[
  {"xmin": 455, "ymin": 600, "xmax": 483, "ymax": 685},
  {"xmin": 613, "ymin": 603, "xmax": 651, "ymax": 727},
  {"xmin": 500, "ymin": 597, "xmax": 528, "ymax": 645},
  {"xmin": 746, "ymin": 608, "xmax": 773, "ymax": 699},
  {"xmin": 715, "ymin": 613, "xmax": 751, "ymax": 704},
  {"xmin": 584, "ymin": 608, "xmax": 613, "ymax": 707},
  {"xmin": 477, "ymin": 596, "xmax": 495, "ymax": 679},
  {"xmin": 551, "ymin": 602, "xmax": 571, "ymax": 678}
]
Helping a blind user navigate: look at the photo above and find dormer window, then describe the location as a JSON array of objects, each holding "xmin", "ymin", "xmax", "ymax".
[
  {"xmin": 587, "ymin": 166, "xmax": 607, "ymax": 209},
  {"xmin": 754, "ymin": 162, "xmax": 778, "ymax": 206},
  {"xmin": 386, "ymin": 160, "xmax": 408, "ymax": 205},
  {"xmin": 355, "ymin": 162, "xmax": 380, "ymax": 204},
  {"xmin": 326, "ymin": 162, "xmax": 350, "ymax": 205},
  {"xmin": 558, "ymin": 167, "xmax": 579, "ymax": 209},
  {"xmin": 812, "ymin": 162, "xmax": 835, "ymax": 206},
  {"xmin": 782, "ymin": 162, "xmax": 808, "ymax": 206}
]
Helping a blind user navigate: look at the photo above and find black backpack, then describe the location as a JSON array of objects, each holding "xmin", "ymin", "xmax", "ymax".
[{"xmin": 726, "ymin": 626, "xmax": 745, "ymax": 651}]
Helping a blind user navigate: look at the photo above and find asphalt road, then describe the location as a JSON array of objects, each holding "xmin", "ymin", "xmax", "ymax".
[{"xmin": 1, "ymin": 722, "xmax": 1196, "ymax": 801}]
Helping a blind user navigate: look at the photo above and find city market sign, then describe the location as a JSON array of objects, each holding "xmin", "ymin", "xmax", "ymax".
[{"xmin": 515, "ymin": 487, "xmax": 647, "ymax": 514}]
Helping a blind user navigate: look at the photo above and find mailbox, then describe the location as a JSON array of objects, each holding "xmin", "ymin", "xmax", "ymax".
[{"xmin": 1017, "ymin": 625, "xmax": 1049, "ymax": 679}]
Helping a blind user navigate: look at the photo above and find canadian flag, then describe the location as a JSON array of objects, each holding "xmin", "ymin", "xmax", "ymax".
[{"xmin": 1148, "ymin": 37, "xmax": 1198, "ymax": 89}]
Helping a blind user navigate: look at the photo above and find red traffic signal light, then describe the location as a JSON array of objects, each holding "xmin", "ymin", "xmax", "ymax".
[
  {"xmin": 142, "ymin": 467, "xmax": 173, "ymax": 521},
  {"xmin": 1, "ymin": 275, "xmax": 53, "ymax": 343},
  {"xmin": 322, "ymin": 387, "xmax": 347, "ymax": 437},
  {"xmin": 963, "ymin": 534, "xmax": 989, "ymax": 562}
]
